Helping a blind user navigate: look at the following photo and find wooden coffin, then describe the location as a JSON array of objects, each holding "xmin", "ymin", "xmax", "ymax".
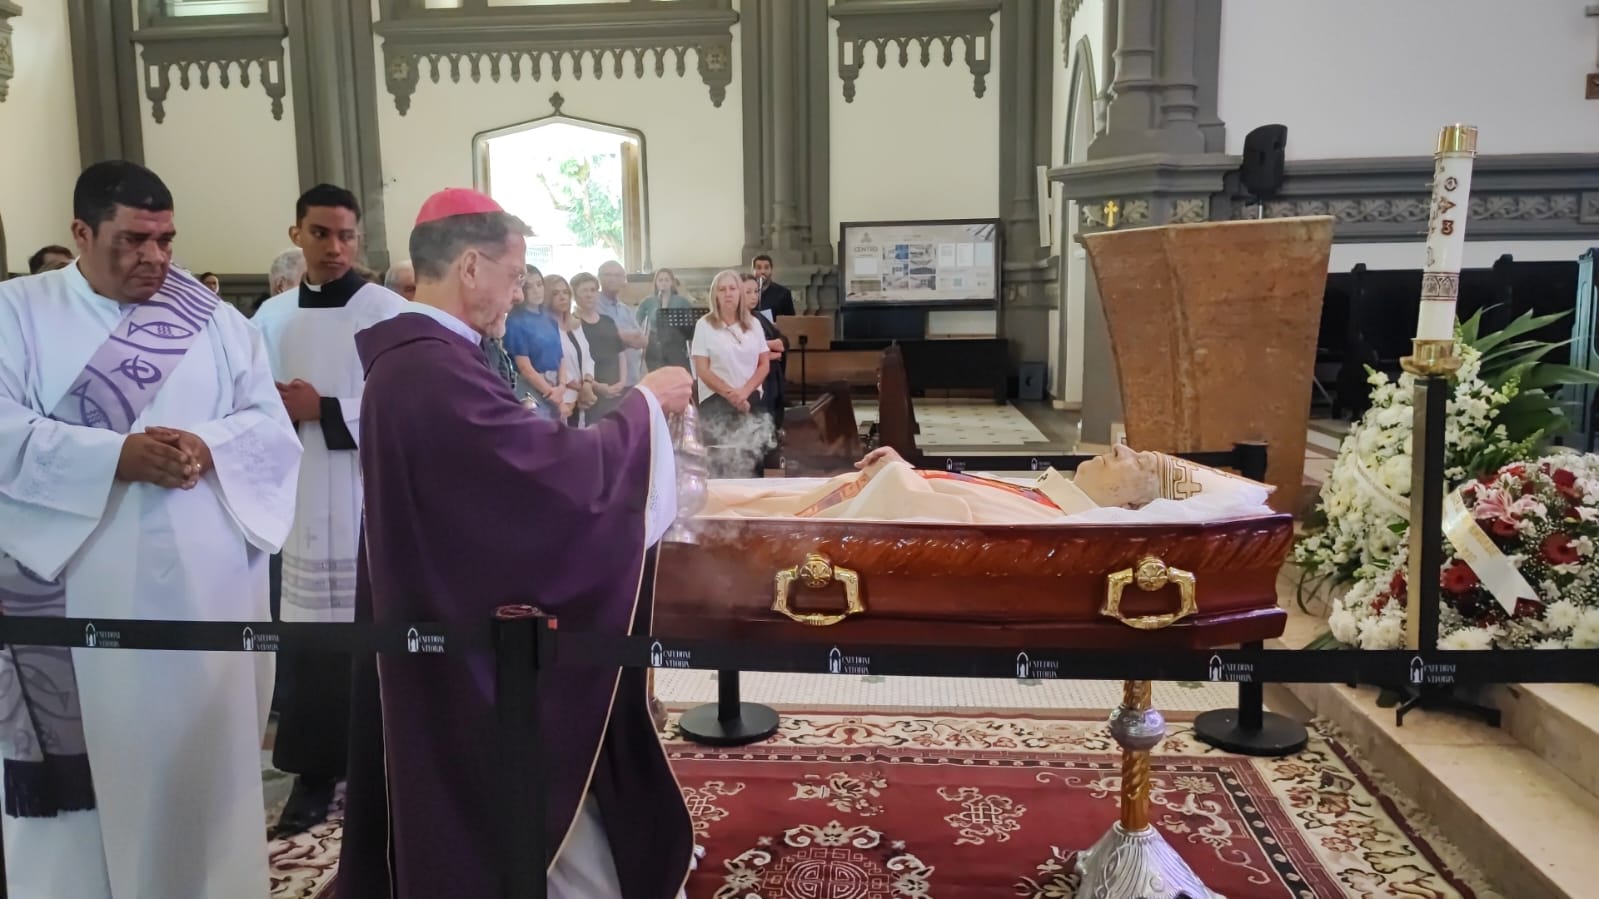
[{"xmin": 654, "ymin": 513, "xmax": 1294, "ymax": 651}]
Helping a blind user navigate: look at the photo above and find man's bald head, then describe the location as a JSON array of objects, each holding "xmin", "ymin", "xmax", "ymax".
[{"xmin": 597, "ymin": 260, "xmax": 626, "ymax": 297}]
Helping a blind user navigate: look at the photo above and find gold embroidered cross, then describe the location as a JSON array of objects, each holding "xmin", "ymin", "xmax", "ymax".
[{"xmin": 1103, "ymin": 200, "xmax": 1120, "ymax": 229}]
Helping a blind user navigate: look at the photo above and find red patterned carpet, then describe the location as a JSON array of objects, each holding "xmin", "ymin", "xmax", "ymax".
[
  {"xmin": 667, "ymin": 713, "xmax": 1489, "ymax": 899},
  {"xmin": 268, "ymin": 712, "xmax": 1492, "ymax": 898}
]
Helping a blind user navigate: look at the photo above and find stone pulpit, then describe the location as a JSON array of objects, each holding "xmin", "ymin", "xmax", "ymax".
[{"xmin": 1079, "ymin": 216, "xmax": 1334, "ymax": 513}]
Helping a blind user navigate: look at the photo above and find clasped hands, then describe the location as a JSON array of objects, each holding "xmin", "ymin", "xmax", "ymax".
[
  {"xmin": 277, "ymin": 379, "xmax": 321, "ymax": 423},
  {"xmin": 117, "ymin": 427, "xmax": 212, "ymax": 490},
  {"xmin": 723, "ymin": 389, "xmax": 753, "ymax": 414}
]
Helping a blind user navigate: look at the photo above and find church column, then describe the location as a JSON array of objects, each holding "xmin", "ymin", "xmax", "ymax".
[
  {"xmin": 741, "ymin": 0, "xmax": 833, "ymax": 309},
  {"xmin": 66, "ymin": 0, "xmax": 145, "ymax": 165},
  {"xmin": 1086, "ymin": 0, "xmax": 1158, "ymax": 160},
  {"xmin": 1054, "ymin": 0, "xmax": 1234, "ymax": 442},
  {"xmin": 286, "ymin": 0, "xmax": 391, "ymax": 268},
  {"xmin": 1154, "ymin": 0, "xmax": 1203, "ymax": 153},
  {"xmin": 997, "ymin": 0, "xmax": 1056, "ymax": 373}
]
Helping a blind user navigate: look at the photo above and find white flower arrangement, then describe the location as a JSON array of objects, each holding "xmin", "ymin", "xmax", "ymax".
[{"xmin": 1292, "ymin": 343, "xmax": 1516, "ymax": 584}]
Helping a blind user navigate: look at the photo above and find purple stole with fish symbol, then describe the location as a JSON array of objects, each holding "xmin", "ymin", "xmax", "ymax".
[{"xmin": 0, "ymin": 267, "xmax": 219, "ymax": 818}]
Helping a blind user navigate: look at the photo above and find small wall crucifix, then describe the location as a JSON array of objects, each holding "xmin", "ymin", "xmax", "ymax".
[{"xmin": 1103, "ymin": 200, "xmax": 1121, "ymax": 230}]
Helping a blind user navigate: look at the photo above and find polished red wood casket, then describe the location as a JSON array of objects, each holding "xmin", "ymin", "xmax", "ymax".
[{"xmin": 653, "ymin": 513, "xmax": 1294, "ymax": 650}]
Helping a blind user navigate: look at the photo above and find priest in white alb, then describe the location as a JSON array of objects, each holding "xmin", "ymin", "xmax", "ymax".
[
  {"xmin": 0, "ymin": 161, "xmax": 302, "ymax": 898},
  {"xmin": 253, "ymin": 182, "xmax": 406, "ymax": 836}
]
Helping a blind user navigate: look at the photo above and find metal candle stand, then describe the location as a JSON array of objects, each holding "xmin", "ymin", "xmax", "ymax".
[
  {"xmin": 1395, "ymin": 358, "xmax": 1500, "ymax": 727},
  {"xmin": 1393, "ymin": 125, "xmax": 1498, "ymax": 726},
  {"xmin": 1076, "ymin": 681, "xmax": 1218, "ymax": 899}
]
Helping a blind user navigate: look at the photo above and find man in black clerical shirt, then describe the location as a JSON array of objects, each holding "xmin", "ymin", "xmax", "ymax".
[
  {"xmin": 752, "ymin": 253, "xmax": 796, "ymax": 318},
  {"xmin": 254, "ymin": 184, "xmax": 408, "ymax": 838}
]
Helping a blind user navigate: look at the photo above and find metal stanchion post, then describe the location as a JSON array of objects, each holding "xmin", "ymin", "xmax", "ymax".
[
  {"xmin": 1396, "ymin": 376, "xmax": 1500, "ymax": 726},
  {"xmin": 1193, "ymin": 443, "xmax": 1309, "ymax": 756},
  {"xmin": 677, "ymin": 670, "xmax": 780, "ymax": 747},
  {"xmin": 494, "ymin": 606, "xmax": 548, "ymax": 899}
]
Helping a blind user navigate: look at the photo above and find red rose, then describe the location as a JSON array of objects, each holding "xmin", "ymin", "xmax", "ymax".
[
  {"xmin": 1554, "ymin": 469, "xmax": 1582, "ymax": 501},
  {"xmin": 1373, "ymin": 596, "xmax": 1389, "ymax": 613},
  {"xmin": 1514, "ymin": 598, "xmax": 1545, "ymax": 618},
  {"xmin": 1491, "ymin": 517, "xmax": 1519, "ymax": 538},
  {"xmin": 1389, "ymin": 571, "xmax": 1406, "ymax": 596},
  {"xmin": 1442, "ymin": 560, "xmax": 1480, "ymax": 594},
  {"xmin": 1522, "ymin": 479, "xmax": 1540, "ymax": 495},
  {"xmin": 1541, "ymin": 533, "xmax": 1580, "ymax": 566}
]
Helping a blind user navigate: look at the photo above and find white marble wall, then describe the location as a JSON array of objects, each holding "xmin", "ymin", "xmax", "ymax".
[{"xmin": 1217, "ymin": 0, "xmax": 1599, "ymax": 159}]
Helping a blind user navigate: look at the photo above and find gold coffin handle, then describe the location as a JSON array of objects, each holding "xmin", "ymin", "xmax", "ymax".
[
  {"xmin": 1101, "ymin": 556, "xmax": 1197, "ymax": 631},
  {"xmin": 772, "ymin": 553, "xmax": 864, "ymax": 627}
]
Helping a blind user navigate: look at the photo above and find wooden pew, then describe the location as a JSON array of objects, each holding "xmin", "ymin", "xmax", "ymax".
[
  {"xmin": 781, "ymin": 381, "xmax": 863, "ymax": 476},
  {"xmin": 874, "ymin": 344, "xmax": 922, "ymax": 463},
  {"xmin": 784, "ymin": 349, "xmax": 881, "ymax": 395}
]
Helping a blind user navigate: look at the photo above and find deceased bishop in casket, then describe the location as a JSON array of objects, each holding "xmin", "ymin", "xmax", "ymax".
[{"xmin": 653, "ymin": 445, "xmax": 1295, "ymax": 650}]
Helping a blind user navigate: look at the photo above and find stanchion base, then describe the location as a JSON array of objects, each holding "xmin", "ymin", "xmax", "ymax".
[
  {"xmin": 677, "ymin": 702, "xmax": 780, "ymax": 747},
  {"xmin": 1075, "ymin": 823, "xmax": 1220, "ymax": 899},
  {"xmin": 1192, "ymin": 708, "xmax": 1309, "ymax": 757},
  {"xmin": 1395, "ymin": 685, "xmax": 1501, "ymax": 729}
]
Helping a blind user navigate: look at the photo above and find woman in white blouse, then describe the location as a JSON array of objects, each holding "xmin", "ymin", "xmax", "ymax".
[
  {"xmin": 545, "ymin": 273, "xmax": 597, "ymax": 426},
  {"xmin": 690, "ymin": 269, "xmax": 772, "ymax": 467}
]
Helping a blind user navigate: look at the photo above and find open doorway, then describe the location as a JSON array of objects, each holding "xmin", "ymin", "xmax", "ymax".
[{"xmin": 474, "ymin": 116, "xmax": 648, "ymax": 274}]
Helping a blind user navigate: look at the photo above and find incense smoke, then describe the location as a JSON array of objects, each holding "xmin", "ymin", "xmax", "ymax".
[{"xmin": 704, "ymin": 411, "xmax": 777, "ymax": 479}]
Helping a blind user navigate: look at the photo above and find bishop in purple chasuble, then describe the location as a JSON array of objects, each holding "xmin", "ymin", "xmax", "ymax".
[{"xmin": 338, "ymin": 309, "xmax": 694, "ymax": 899}]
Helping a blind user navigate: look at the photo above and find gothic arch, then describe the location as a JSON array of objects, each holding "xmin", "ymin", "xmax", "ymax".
[
  {"xmin": 472, "ymin": 98, "xmax": 651, "ymax": 272},
  {"xmin": 1061, "ymin": 36, "xmax": 1096, "ymax": 165},
  {"xmin": 1054, "ymin": 35, "xmax": 1097, "ymax": 405}
]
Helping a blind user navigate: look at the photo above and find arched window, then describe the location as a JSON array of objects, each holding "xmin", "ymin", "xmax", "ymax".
[{"xmin": 474, "ymin": 112, "xmax": 648, "ymax": 275}]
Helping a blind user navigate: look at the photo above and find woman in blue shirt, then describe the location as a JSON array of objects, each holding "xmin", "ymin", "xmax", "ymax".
[{"xmin": 503, "ymin": 264, "xmax": 568, "ymax": 420}]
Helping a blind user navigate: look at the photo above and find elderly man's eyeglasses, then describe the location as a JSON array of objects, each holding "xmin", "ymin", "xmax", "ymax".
[{"xmin": 481, "ymin": 254, "xmax": 526, "ymax": 286}]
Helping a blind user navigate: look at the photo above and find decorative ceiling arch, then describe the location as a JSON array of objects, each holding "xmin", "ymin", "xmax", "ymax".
[
  {"xmin": 132, "ymin": 0, "xmax": 289, "ymax": 123},
  {"xmin": 374, "ymin": 0, "xmax": 737, "ymax": 114},
  {"xmin": 830, "ymin": 0, "xmax": 1001, "ymax": 103}
]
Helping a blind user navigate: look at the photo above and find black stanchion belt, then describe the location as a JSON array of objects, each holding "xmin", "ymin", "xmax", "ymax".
[
  {"xmin": 1, "ymin": 617, "xmax": 1597, "ymax": 687},
  {"xmin": 0, "ymin": 617, "xmax": 490, "ymax": 654}
]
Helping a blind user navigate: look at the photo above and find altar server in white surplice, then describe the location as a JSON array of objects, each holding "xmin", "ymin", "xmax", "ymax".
[
  {"xmin": 0, "ymin": 161, "xmax": 301, "ymax": 898},
  {"xmin": 253, "ymin": 183, "xmax": 406, "ymax": 837}
]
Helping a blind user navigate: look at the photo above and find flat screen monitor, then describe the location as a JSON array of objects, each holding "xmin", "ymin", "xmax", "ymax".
[{"xmin": 839, "ymin": 218, "xmax": 1001, "ymax": 308}]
